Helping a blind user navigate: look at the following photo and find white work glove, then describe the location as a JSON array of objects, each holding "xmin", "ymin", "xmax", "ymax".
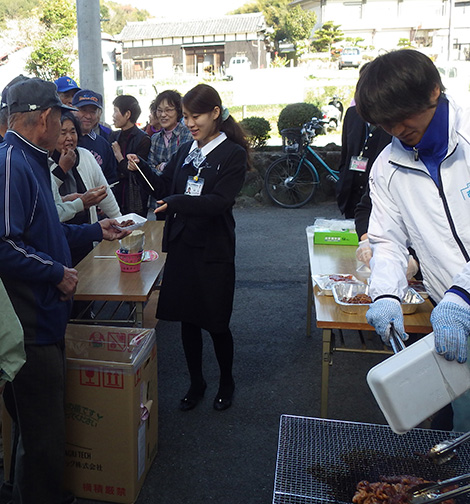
[
  {"xmin": 406, "ymin": 255, "xmax": 419, "ymax": 281},
  {"xmin": 431, "ymin": 293, "xmax": 470, "ymax": 363},
  {"xmin": 366, "ymin": 298, "xmax": 408, "ymax": 345},
  {"xmin": 356, "ymin": 239, "xmax": 372, "ymax": 268}
]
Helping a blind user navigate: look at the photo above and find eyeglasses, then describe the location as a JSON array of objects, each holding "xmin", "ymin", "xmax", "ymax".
[{"xmin": 156, "ymin": 107, "xmax": 176, "ymax": 116}]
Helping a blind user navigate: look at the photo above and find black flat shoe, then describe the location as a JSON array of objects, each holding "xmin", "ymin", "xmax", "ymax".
[
  {"xmin": 180, "ymin": 381, "xmax": 207, "ymax": 411},
  {"xmin": 213, "ymin": 380, "xmax": 235, "ymax": 411},
  {"xmin": 213, "ymin": 396, "xmax": 232, "ymax": 411}
]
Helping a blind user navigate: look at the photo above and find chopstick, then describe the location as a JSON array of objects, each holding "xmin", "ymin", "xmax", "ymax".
[
  {"xmin": 94, "ymin": 256, "xmax": 116, "ymax": 259},
  {"xmin": 129, "ymin": 159, "xmax": 155, "ymax": 192},
  {"xmin": 109, "ymin": 181, "xmax": 119, "ymax": 188}
]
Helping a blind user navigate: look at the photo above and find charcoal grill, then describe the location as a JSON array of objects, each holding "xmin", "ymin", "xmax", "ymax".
[{"xmin": 273, "ymin": 415, "xmax": 470, "ymax": 504}]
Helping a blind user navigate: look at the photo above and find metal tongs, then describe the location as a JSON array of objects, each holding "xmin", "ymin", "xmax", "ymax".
[
  {"xmin": 422, "ymin": 431, "xmax": 470, "ymax": 465},
  {"xmin": 409, "ymin": 473, "xmax": 470, "ymax": 503},
  {"xmin": 389, "ymin": 322, "xmax": 407, "ymax": 354}
]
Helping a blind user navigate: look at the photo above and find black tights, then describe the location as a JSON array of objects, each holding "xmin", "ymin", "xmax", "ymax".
[{"xmin": 181, "ymin": 322, "xmax": 234, "ymax": 395}]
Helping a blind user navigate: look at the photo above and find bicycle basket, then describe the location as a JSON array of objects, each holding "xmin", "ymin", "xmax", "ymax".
[{"xmin": 281, "ymin": 128, "xmax": 303, "ymax": 154}]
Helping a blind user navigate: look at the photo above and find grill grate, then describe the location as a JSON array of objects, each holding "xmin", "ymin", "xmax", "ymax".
[{"xmin": 273, "ymin": 415, "xmax": 470, "ymax": 504}]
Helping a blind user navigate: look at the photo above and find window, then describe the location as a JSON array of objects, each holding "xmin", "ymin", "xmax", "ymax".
[
  {"xmin": 342, "ymin": 1, "xmax": 363, "ymax": 19},
  {"xmin": 134, "ymin": 59, "xmax": 152, "ymax": 72}
]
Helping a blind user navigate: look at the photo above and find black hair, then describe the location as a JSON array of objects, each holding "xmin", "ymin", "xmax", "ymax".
[
  {"xmin": 60, "ymin": 111, "xmax": 82, "ymax": 137},
  {"xmin": 155, "ymin": 90, "xmax": 183, "ymax": 121},
  {"xmin": 149, "ymin": 97, "xmax": 158, "ymax": 114},
  {"xmin": 112, "ymin": 94, "xmax": 141, "ymax": 124},
  {"xmin": 182, "ymin": 84, "xmax": 249, "ymax": 159},
  {"xmin": 355, "ymin": 49, "xmax": 445, "ymax": 126}
]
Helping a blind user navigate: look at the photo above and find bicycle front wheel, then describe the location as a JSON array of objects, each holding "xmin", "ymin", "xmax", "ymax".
[{"xmin": 264, "ymin": 155, "xmax": 317, "ymax": 208}]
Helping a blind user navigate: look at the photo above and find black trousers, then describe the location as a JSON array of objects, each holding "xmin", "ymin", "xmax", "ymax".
[{"xmin": 3, "ymin": 343, "xmax": 66, "ymax": 504}]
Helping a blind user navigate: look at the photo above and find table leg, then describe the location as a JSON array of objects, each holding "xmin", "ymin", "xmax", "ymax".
[
  {"xmin": 306, "ymin": 265, "xmax": 313, "ymax": 337},
  {"xmin": 135, "ymin": 302, "xmax": 143, "ymax": 327},
  {"xmin": 321, "ymin": 328, "xmax": 333, "ymax": 418}
]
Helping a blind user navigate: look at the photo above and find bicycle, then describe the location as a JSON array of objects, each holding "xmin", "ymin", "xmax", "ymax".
[{"xmin": 264, "ymin": 118, "xmax": 340, "ymax": 208}]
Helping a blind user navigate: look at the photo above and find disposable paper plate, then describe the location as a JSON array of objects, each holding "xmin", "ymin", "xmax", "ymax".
[
  {"xmin": 114, "ymin": 213, "xmax": 147, "ymax": 231},
  {"xmin": 367, "ymin": 333, "xmax": 470, "ymax": 434}
]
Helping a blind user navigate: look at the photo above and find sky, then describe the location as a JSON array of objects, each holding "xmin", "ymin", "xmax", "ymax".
[{"xmin": 112, "ymin": 0, "xmax": 248, "ymax": 19}]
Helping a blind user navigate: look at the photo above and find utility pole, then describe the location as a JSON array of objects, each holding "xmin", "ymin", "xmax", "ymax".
[
  {"xmin": 76, "ymin": 0, "xmax": 104, "ymax": 97},
  {"xmin": 447, "ymin": 0, "xmax": 455, "ymax": 62}
]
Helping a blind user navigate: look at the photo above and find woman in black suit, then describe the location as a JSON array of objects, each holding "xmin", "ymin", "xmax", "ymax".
[
  {"xmin": 128, "ymin": 84, "xmax": 248, "ymax": 412},
  {"xmin": 336, "ymin": 105, "xmax": 391, "ymax": 218}
]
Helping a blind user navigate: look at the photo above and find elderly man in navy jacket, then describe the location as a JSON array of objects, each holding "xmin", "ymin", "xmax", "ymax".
[{"xmin": 0, "ymin": 77, "xmax": 129, "ymax": 504}]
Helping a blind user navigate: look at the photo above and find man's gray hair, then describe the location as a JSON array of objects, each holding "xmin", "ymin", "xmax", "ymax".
[{"xmin": 8, "ymin": 110, "xmax": 43, "ymax": 130}]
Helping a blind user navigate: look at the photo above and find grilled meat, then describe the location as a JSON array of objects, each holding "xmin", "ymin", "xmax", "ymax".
[{"xmin": 352, "ymin": 475, "xmax": 454, "ymax": 504}]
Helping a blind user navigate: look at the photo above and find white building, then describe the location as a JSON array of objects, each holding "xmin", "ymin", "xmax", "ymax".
[{"xmin": 291, "ymin": 0, "xmax": 470, "ymax": 61}]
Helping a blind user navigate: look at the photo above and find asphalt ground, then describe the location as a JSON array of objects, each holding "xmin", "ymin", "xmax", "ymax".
[{"xmin": 2, "ymin": 200, "xmax": 392, "ymax": 504}]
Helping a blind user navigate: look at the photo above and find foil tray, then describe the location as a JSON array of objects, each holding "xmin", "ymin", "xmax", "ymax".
[
  {"xmin": 273, "ymin": 415, "xmax": 470, "ymax": 504},
  {"xmin": 331, "ymin": 282, "xmax": 371, "ymax": 314},
  {"xmin": 332, "ymin": 284, "xmax": 425, "ymax": 315}
]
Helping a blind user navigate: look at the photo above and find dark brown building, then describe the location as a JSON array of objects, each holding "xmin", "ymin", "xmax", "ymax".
[{"xmin": 119, "ymin": 13, "xmax": 269, "ymax": 80}]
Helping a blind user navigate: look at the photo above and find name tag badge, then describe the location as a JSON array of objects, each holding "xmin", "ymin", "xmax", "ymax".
[
  {"xmin": 349, "ymin": 156, "xmax": 369, "ymax": 172},
  {"xmin": 185, "ymin": 177, "xmax": 204, "ymax": 196}
]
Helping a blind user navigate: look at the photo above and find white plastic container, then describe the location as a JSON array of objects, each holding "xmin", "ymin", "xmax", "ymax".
[{"xmin": 367, "ymin": 333, "xmax": 470, "ymax": 434}]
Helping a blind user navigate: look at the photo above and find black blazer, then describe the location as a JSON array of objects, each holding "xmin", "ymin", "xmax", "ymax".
[
  {"xmin": 336, "ymin": 106, "xmax": 391, "ymax": 217},
  {"xmin": 136, "ymin": 138, "xmax": 247, "ymax": 262}
]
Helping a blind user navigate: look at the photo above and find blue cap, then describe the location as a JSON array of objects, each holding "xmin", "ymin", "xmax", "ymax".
[
  {"xmin": 54, "ymin": 76, "xmax": 80, "ymax": 93},
  {"xmin": 72, "ymin": 89, "xmax": 103, "ymax": 109}
]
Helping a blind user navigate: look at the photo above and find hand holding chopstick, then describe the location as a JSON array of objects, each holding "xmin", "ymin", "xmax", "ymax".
[{"xmin": 126, "ymin": 154, "xmax": 155, "ymax": 192}]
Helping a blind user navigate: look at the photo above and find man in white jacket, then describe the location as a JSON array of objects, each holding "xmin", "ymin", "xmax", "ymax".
[{"xmin": 355, "ymin": 49, "xmax": 470, "ymax": 430}]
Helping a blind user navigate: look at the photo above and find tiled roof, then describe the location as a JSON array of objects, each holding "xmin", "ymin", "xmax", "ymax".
[{"xmin": 118, "ymin": 13, "xmax": 266, "ymax": 41}]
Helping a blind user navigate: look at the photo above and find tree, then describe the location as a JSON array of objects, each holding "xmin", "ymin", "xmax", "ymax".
[
  {"xmin": 312, "ymin": 21, "xmax": 344, "ymax": 53},
  {"xmin": 40, "ymin": 0, "xmax": 75, "ymax": 38},
  {"xmin": 398, "ymin": 38, "xmax": 415, "ymax": 48},
  {"xmin": 345, "ymin": 36, "xmax": 365, "ymax": 47},
  {"xmin": 0, "ymin": 0, "xmax": 37, "ymax": 25},
  {"xmin": 283, "ymin": 6, "xmax": 316, "ymax": 42},
  {"xmin": 100, "ymin": 1, "xmax": 150, "ymax": 36},
  {"xmin": 231, "ymin": 0, "xmax": 316, "ymax": 59},
  {"xmin": 26, "ymin": 36, "xmax": 74, "ymax": 80},
  {"xmin": 25, "ymin": 0, "xmax": 76, "ymax": 79},
  {"xmin": 282, "ymin": 5, "xmax": 316, "ymax": 59}
]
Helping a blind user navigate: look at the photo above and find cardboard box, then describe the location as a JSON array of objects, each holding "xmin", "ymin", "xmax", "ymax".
[{"xmin": 64, "ymin": 325, "xmax": 158, "ymax": 504}]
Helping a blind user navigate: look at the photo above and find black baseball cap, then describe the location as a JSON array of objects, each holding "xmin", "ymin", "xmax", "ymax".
[
  {"xmin": 1, "ymin": 75, "xmax": 29, "ymax": 110},
  {"xmin": 7, "ymin": 77, "xmax": 77, "ymax": 114}
]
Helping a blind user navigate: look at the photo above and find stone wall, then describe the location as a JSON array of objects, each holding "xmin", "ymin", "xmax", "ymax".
[{"xmin": 239, "ymin": 144, "xmax": 341, "ymax": 206}]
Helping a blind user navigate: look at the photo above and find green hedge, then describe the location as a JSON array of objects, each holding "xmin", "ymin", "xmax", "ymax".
[
  {"xmin": 277, "ymin": 102, "xmax": 322, "ymax": 134},
  {"xmin": 240, "ymin": 116, "xmax": 271, "ymax": 149}
]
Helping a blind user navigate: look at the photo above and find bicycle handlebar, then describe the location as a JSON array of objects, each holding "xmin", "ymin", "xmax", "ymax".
[{"xmin": 301, "ymin": 117, "xmax": 327, "ymax": 140}]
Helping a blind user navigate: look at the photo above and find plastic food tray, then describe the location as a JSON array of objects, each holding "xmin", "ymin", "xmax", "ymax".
[
  {"xmin": 312, "ymin": 274, "xmax": 358, "ymax": 296},
  {"xmin": 113, "ymin": 213, "xmax": 147, "ymax": 231},
  {"xmin": 367, "ymin": 333, "xmax": 470, "ymax": 434}
]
